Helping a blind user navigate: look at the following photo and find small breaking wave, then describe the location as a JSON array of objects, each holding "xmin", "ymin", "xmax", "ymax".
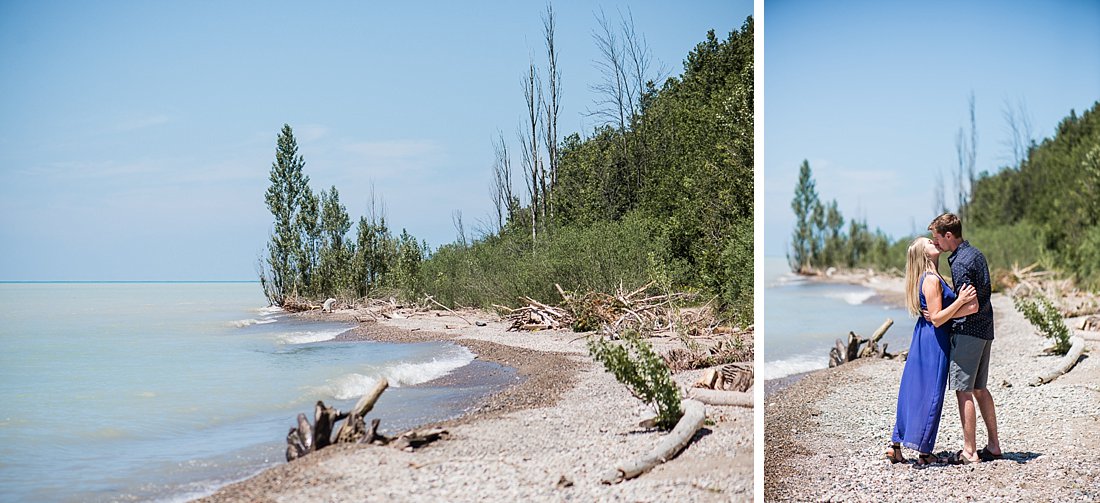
[
  {"xmin": 826, "ymin": 289, "xmax": 875, "ymax": 305},
  {"xmin": 256, "ymin": 306, "xmax": 284, "ymax": 315},
  {"xmin": 230, "ymin": 318, "xmax": 277, "ymax": 328},
  {"xmin": 276, "ymin": 328, "xmax": 348, "ymax": 345},
  {"xmin": 316, "ymin": 347, "xmax": 476, "ymax": 400},
  {"xmin": 763, "ymin": 354, "xmax": 828, "ymax": 380}
]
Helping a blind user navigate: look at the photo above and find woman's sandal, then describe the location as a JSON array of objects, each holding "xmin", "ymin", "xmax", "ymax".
[
  {"xmin": 885, "ymin": 444, "xmax": 906, "ymax": 463},
  {"xmin": 915, "ymin": 452, "xmax": 941, "ymax": 466}
]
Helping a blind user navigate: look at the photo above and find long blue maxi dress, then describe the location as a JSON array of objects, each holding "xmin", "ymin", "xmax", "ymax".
[{"xmin": 891, "ymin": 272, "xmax": 956, "ymax": 453}]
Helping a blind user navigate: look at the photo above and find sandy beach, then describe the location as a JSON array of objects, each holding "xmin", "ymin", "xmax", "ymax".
[
  {"xmin": 201, "ymin": 310, "xmax": 753, "ymax": 502},
  {"xmin": 765, "ymin": 272, "xmax": 1100, "ymax": 502}
]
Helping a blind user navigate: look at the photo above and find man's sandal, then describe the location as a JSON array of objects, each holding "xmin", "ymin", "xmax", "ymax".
[
  {"xmin": 978, "ymin": 447, "xmax": 1003, "ymax": 461},
  {"xmin": 885, "ymin": 444, "xmax": 906, "ymax": 463},
  {"xmin": 947, "ymin": 450, "xmax": 979, "ymax": 465}
]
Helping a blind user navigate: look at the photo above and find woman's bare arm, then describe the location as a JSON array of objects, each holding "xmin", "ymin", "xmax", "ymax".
[{"xmin": 925, "ymin": 281, "xmax": 977, "ymax": 327}]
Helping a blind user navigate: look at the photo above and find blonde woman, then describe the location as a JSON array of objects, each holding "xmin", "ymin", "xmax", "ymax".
[{"xmin": 886, "ymin": 237, "xmax": 977, "ymax": 466}]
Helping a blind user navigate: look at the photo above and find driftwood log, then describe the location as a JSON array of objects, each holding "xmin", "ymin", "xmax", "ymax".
[
  {"xmin": 392, "ymin": 428, "xmax": 450, "ymax": 451},
  {"xmin": 284, "ymin": 378, "xmax": 452, "ymax": 462},
  {"xmin": 829, "ymin": 318, "xmax": 896, "ymax": 367},
  {"xmin": 1077, "ymin": 329, "xmax": 1100, "ymax": 342},
  {"xmin": 335, "ymin": 379, "xmax": 389, "ymax": 444},
  {"xmin": 1031, "ymin": 336, "xmax": 1086, "ymax": 386},
  {"xmin": 687, "ymin": 387, "xmax": 753, "ymax": 407},
  {"xmin": 601, "ymin": 399, "xmax": 707, "ymax": 484}
]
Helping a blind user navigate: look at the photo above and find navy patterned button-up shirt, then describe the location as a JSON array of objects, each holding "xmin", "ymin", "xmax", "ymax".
[{"xmin": 948, "ymin": 240, "xmax": 995, "ymax": 340}]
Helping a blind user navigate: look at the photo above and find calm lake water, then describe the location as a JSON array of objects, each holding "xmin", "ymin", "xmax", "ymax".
[
  {"xmin": 0, "ymin": 282, "xmax": 499, "ymax": 502},
  {"xmin": 763, "ymin": 256, "xmax": 914, "ymax": 380}
]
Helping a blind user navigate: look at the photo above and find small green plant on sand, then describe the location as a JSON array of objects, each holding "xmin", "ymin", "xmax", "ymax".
[
  {"xmin": 587, "ymin": 329, "xmax": 683, "ymax": 430},
  {"xmin": 1014, "ymin": 292, "xmax": 1072, "ymax": 355}
]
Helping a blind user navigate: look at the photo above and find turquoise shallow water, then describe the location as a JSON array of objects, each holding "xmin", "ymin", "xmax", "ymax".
[
  {"xmin": 763, "ymin": 257, "xmax": 914, "ymax": 380},
  {"xmin": 0, "ymin": 283, "xmax": 495, "ymax": 502}
]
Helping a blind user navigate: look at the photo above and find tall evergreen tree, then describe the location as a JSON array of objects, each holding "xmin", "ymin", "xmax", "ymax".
[
  {"xmin": 263, "ymin": 124, "xmax": 310, "ymax": 304},
  {"xmin": 790, "ymin": 160, "xmax": 819, "ymax": 273},
  {"xmin": 318, "ymin": 186, "xmax": 352, "ymax": 295}
]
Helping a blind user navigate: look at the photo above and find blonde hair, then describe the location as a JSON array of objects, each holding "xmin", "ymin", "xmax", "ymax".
[{"xmin": 904, "ymin": 237, "xmax": 938, "ymax": 316}]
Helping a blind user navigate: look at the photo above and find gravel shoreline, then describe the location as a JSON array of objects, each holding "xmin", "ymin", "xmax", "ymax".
[
  {"xmin": 200, "ymin": 311, "xmax": 753, "ymax": 502},
  {"xmin": 765, "ymin": 288, "xmax": 1100, "ymax": 502}
]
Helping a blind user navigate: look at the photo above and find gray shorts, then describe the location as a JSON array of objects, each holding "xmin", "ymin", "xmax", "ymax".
[{"xmin": 948, "ymin": 334, "xmax": 991, "ymax": 391}]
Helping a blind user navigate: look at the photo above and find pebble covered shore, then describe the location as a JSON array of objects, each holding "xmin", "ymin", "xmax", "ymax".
[
  {"xmin": 202, "ymin": 312, "xmax": 753, "ymax": 502},
  {"xmin": 766, "ymin": 293, "xmax": 1100, "ymax": 502}
]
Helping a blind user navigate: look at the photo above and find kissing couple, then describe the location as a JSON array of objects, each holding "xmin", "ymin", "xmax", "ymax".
[{"xmin": 885, "ymin": 213, "xmax": 1004, "ymax": 466}]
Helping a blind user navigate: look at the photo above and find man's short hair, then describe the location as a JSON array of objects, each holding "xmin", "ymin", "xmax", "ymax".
[{"xmin": 928, "ymin": 213, "xmax": 963, "ymax": 238}]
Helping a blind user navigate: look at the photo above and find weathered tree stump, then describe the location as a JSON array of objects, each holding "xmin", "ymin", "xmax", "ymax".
[
  {"xmin": 829, "ymin": 318, "xmax": 896, "ymax": 367},
  {"xmin": 335, "ymin": 379, "xmax": 389, "ymax": 444}
]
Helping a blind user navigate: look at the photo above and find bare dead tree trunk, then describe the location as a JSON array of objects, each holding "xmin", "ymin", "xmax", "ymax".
[
  {"xmin": 521, "ymin": 60, "xmax": 542, "ymax": 244},
  {"xmin": 451, "ymin": 210, "xmax": 467, "ymax": 249},
  {"xmin": 1002, "ymin": 97, "xmax": 1034, "ymax": 168},
  {"xmin": 542, "ymin": 2, "xmax": 560, "ymax": 226},
  {"xmin": 934, "ymin": 168, "xmax": 948, "ymax": 216},
  {"xmin": 491, "ymin": 130, "xmax": 514, "ymax": 232},
  {"xmin": 591, "ymin": 10, "xmax": 631, "ymax": 202},
  {"xmin": 589, "ymin": 9, "xmax": 661, "ymax": 212},
  {"xmin": 954, "ymin": 92, "xmax": 978, "ymax": 218}
]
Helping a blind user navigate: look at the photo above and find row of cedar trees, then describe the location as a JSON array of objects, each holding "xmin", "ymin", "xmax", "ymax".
[
  {"xmin": 261, "ymin": 11, "xmax": 755, "ymax": 323},
  {"xmin": 790, "ymin": 100, "xmax": 1100, "ymax": 290}
]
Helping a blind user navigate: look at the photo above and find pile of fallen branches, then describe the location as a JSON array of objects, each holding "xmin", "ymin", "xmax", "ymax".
[
  {"xmin": 285, "ymin": 379, "xmax": 448, "ymax": 462},
  {"xmin": 664, "ymin": 335, "xmax": 753, "ymax": 373},
  {"xmin": 558, "ymin": 283, "xmax": 696, "ymax": 333},
  {"xmin": 496, "ymin": 297, "xmax": 573, "ymax": 331},
  {"xmin": 1000, "ymin": 263, "xmax": 1099, "ymax": 317}
]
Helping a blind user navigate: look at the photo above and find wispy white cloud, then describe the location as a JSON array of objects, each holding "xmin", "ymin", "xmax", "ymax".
[
  {"xmin": 110, "ymin": 113, "xmax": 172, "ymax": 133},
  {"xmin": 340, "ymin": 139, "xmax": 446, "ymax": 178}
]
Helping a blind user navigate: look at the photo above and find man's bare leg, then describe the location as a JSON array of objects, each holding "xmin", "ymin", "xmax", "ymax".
[
  {"xmin": 973, "ymin": 388, "xmax": 1001, "ymax": 455},
  {"xmin": 956, "ymin": 391, "xmax": 981, "ymax": 462}
]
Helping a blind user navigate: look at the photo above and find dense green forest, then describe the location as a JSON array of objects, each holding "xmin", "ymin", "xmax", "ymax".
[
  {"xmin": 261, "ymin": 15, "xmax": 755, "ymax": 324},
  {"xmin": 790, "ymin": 101, "xmax": 1100, "ymax": 290}
]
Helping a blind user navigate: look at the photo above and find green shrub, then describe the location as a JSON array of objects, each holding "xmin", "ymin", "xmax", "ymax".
[
  {"xmin": 1014, "ymin": 292, "xmax": 1072, "ymax": 355},
  {"xmin": 968, "ymin": 222, "xmax": 1049, "ymax": 277},
  {"xmin": 587, "ymin": 329, "xmax": 683, "ymax": 430}
]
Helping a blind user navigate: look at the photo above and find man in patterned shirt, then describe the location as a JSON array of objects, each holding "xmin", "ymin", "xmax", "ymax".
[{"xmin": 928, "ymin": 213, "xmax": 1003, "ymax": 465}]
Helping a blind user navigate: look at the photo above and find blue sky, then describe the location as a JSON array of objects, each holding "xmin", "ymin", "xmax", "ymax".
[
  {"xmin": 764, "ymin": 0, "xmax": 1100, "ymax": 257},
  {"xmin": 0, "ymin": 0, "xmax": 749, "ymax": 280}
]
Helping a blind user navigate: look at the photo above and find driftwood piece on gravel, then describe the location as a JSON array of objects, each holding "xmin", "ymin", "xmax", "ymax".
[
  {"xmin": 829, "ymin": 318, "xmax": 897, "ymax": 367},
  {"xmin": 312, "ymin": 401, "xmax": 346, "ymax": 451},
  {"xmin": 688, "ymin": 387, "xmax": 753, "ymax": 407},
  {"xmin": 858, "ymin": 318, "xmax": 894, "ymax": 358},
  {"xmin": 285, "ymin": 378, "xmax": 453, "ymax": 461},
  {"xmin": 391, "ymin": 428, "xmax": 449, "ymax": 451},
  {"xmin": 335, "ymin": 379, "xmax": 390, "ymax": 444},
  {"xmin": 601, "ymin": 399, "xmax": 707, "ymax": 484},
  {"xmin": 693, "ymin": 362, "xmax": 753, "ymax": 392},
  {"xmin": 1031, "ymin": 336, "xmax": 1086, "ymax": 386},
  {"xmin": 1078, "ymin": 316, "xmax": 1100, "ymax": 332}
]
